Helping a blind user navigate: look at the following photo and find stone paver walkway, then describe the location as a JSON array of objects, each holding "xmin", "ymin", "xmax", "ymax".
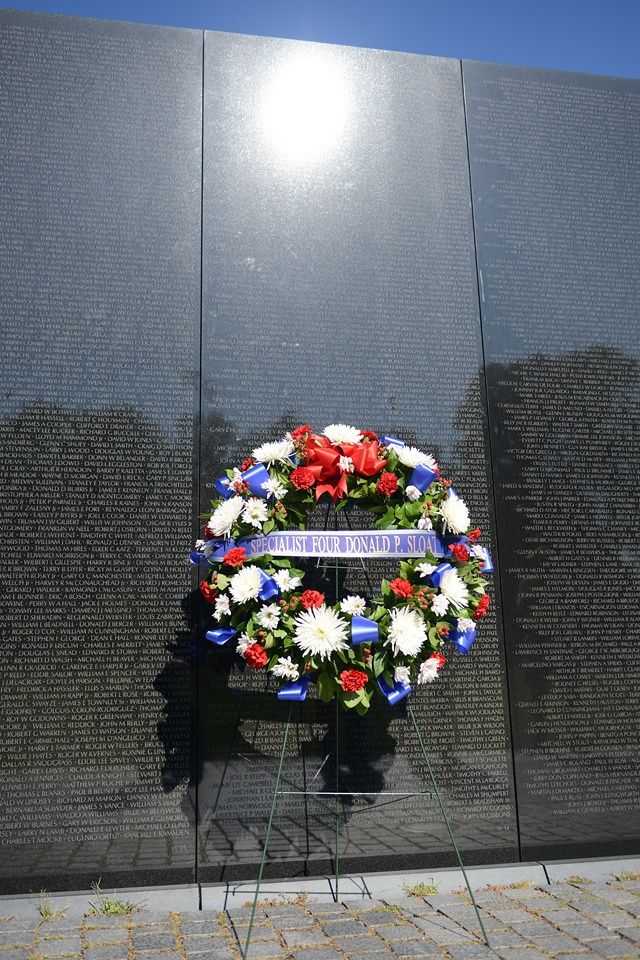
[{"xmin": 2, "ymin": 879, "xmax": 640, "ymax": 960}]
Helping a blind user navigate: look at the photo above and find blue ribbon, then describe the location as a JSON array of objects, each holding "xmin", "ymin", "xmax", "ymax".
[
  {"xmin": 258, "ymin": 569, "xmax": 280, "ymax": 601},
  {"xmin": 215, "ymin": 476, "xmax": 233, "ymax": 499},
  {"xmin": 377, "ymin": 676, "xmax": 412, "ymax": 705},
  {"xmin": 190, "ymin": 539, "xmax": 234, "ymax": 565},
  {"xmin": 278, "ymin": 675, "xmax": 310, "ymax": 701},
  {"xmin": 408, "ymin": 462, "xmax": 437, "ymax": 493},
  {"xmin": 429, "ymin": 562, "xmax": 453, "ymax": 588},
  {"xmin": 379, "ymin": 434, "xmax": 404, "ymax": 448},
  {"xmin": 473, "ymin": 545, "xmax": 493, "ymax": 573},
  {"xmin": 190, "ymin": 551, "xmax": 212, "ymax": 566},
  {"xmin": 242, "ymin": 462, "xmax": 272, "ymax": 498},
  {"xmin": 351, "ymin": 615, "xmax": 379, "ymax": 646},
  {"xmin": 205, "ymin": 627, "xmax": 238, "ymax": 645},
  {"xmin": 450, "ymin": 627, "xmax": 477, "ymax": 654}
]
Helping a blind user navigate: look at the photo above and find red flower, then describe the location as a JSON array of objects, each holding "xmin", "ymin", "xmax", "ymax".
[
  {"xmin": 240, "ymin": 457, "xmax": 256, "ymax": 471},
  {"xmin": 389, "ymin": 578, "xmax": 413, "ymax": 599},
  {"xmin": 300, "ymin": 590, "xmax": 325, "ymax": 610},
  {"xmin": 340, "ymin": 669, "xmax": 369, "ymax": 693},
  {"xmin": 449, "ymin": 543, "xmax": 470, "ymax": 562},
  {"xmin": 291, "ymin": 467, "xmax": 315, "ymax": 490},
  {"xmin": 244, "ymin": 643, "xmax": 268, "ymax": 669},
  {"xmin": 430, "ymin": 652, "xmax": 446, "ymax": 672},
  {"xmin": 360, "ymin": 430, "xmax": 378, "ymax": 442},
  {"xmin": 199, "ymin": 580, "xmax": 217, "ymax": 604},
  {"xmin": 376, "ymin": 471, "xmax": 398, "ymax": 496},
  {"xmin": 291, "ymin": 424, "xmax": 311, "ymax": 441},
  {"xmin": 473, "ymin": 595, "xmax": 490, "ymax": 620},
  {"xmin": 468, "ymin": 528, "xmax": 481, "ymax": 543},
  {"xmin": 223, "ymin": 546, "xmax": 246, "ymax": 568}
]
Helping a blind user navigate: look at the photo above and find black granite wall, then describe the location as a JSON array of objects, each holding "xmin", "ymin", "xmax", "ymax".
[{"xmin": 0, "ymin": 9, "xmax": 638, "ymax": 893}]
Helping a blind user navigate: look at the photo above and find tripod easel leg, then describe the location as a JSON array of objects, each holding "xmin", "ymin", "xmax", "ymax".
[{"xmin": 407, "ymin": 704, "xmax": 490, "ymax": 948}]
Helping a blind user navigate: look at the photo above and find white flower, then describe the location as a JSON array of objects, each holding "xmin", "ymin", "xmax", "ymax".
[
  {"xmin": 394, "ymin": 666, "xmax": 411, "ymax": 685},
  {"xmin": 386, "ymin": 607, "xmax": 427, "ymax": 657},
  {"xmin": 231, "ymin": 468, "xmax": 243, "ymax": 482},
  {"xmin": 257, "ymin": 604, "xmax": 281, "ymax": 629},
  {"xmin": 415, "ymin": 562, "xmax": 435, "ymax": 578},
  {"xmin": 395, "ymin": 445, "xmax": 438, "ymax": 470},
  {"xmin": 418, "ymin": 658, "xmax": 442, "ymax": 684},
  {"xmin": 339, "ymin": 595, "xmax": 367, "ymax": 616},
  {"xmin": 322, "ymin": 423, "xmax": 363, "ymax": 444},
  {"xmin": 405, "ymin": 485, "xmax": 422, "ymax": 501},
  {"xmin": 273, "ymin": 569, "xmax": 302, "ymax": 593},
  {"xmin": 294, "ymin": 605, "xmax": 349, "ymax": 660},
  {"xmin": 439, "ymin": 568, "xmax": 469, "ymax": 610},
  {"xmin": 213, "ymin": 595, "xmax": 231, "ymax": 620},
  {"xmin": 457, "ymin": 617, "xmax": 475, "ymax": 633},
  {"xmin": 242, "ymin": 497, "xmax": 269, "ymax": 528},
  {"xmin": 338, "ymin": 455, "xmax": 354, "ymax": 473},
  {"xmin": 207, "ymin": 497, "xmax": 244, "ymax": 537},
  {"xmin": 252, "ymin": 438, "xmax": 295, "ymax": 465},
  {"xmin": 236, "ymin": 633, "xmax": 252, "ymax": 655},
  {"xmin": 431, "ymin": 594, "xmax": 449, "ymax": 617},
  {"xmin": 261, "ymin": 477, "xmax": 287, "ymax": 499},
  {"xmin": 271, "ymin": 656, "xmax": 300, "ymax": 681},
  {"xmin": 417, "ymin": 517, "xmax": 433, "ymax": 530},
  {"xmin": 439, "ymin": 492, "xmax": 470, "ymax": 535},
  {"xmin": 195, "ymin": 538, "xmax": 205, "ymax": 549},
  {"xmin": 229, "ymin": 566, "xmax": 262, "ymax": 604}
]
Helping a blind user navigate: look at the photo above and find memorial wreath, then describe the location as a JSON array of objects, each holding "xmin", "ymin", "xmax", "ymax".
[{"xmin": 191, "ymin": 424, "xmax": 492, "ymax": 715}]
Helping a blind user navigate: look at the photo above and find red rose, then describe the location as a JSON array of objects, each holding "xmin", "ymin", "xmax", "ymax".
[
  {"xmin": 301, "ymin": 590, "xmax": 325, "ymax": 610},
  {"xmin": 389, "ymin": 578, "xmax": 413, "ymax": 599},
  {"xmin": 223, "ymin": 546, "xmax": 246, "ymax": 568},
  {"xmin": 468, "ymin": 528, "xmax": 481, "ymax": 543},
  {"xmin": 291, "ymin": 425, "xmax": 312, "ymax": 441},
  {"xmin": 430, "ymin": 652, "xmax": 446, "ymax": 671},
  {"xmin": 340, "ymin": 669, "xmax": 369, "ymax": 693},
  {"xmin": 473, "ymin": 595, "xmax": 490, "ymax": 620},
  {"xmin": 376, "ymin": 471, "xmax": 398, "ymax": 496},
  {"xmin": 450, "ymin": 543, "xmax": 470, "ymax": 562},
  {"xmin": 199, "ymin": 580, "xmax": 217, "ymax": 604},
  {"xmin": 240, "ymin": 457, "xmax": 256, "ymax": 471},
  {"xmin": 360, "ymin": 430, "xmax": 378, "ymax": 442},
  {"xmin": 291, "ymin": 467, "xmax": 315, "ymax": 490},
  {"xmin": 244, "ymin": 643, "xmax": 268, "ymax": 669}
]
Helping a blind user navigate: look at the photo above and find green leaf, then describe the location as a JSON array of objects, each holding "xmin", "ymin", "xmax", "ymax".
[
  {"xmin": 271, "ymin": 558, "xmax": 291, "ymax": 568},
  {"xmin": 263, "ymin": 519, "xmax": 275, "ymax": 534},
  {"xmin": 216, "ymin": 574, "xmax": 229, "ymax": 590},
  {"xmin": 372, "ymin": 651, "xmax": 386, "ymax": 677},
  {"xmin": 317, "ymin": 673, "xmax": 336, "ymax": 703},
  {"xmin": 354, "ymin": 700, "xmax": 369, "ymax": 716}
]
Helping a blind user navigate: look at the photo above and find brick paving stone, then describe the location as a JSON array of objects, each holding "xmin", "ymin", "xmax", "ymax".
[
  {"xmin": 0, "ymin": 920, "xmax": 38, "ymax": 933},
  {"xmin": 601, "ymin": 916, "xmax": 640, "ymax": 929},
  {"xmin": 372, "ymin": 927, "xmax": 425, "ymax": 943},
  {"xmin": 554, "ymin": 922, "xmax": 619, "ymax": 940},
  {"xmin": 388, "ymin": 942, "xmax": 448, "ymax": 958},
  {"xmin": 180, "ymin": 922, "xmax": 222, "ymax": 936},
  {"xmin": 133, "ymin": 933, "xmax": 178, "ymax": 950},
  {"xmin": 329, "ymin": 935, "xmax": 390, "ymax": 953},
  {"xmin": 352, "ymin": 954, "xmax": 398, "ymax": 960},
  {"xmin": 85, "ymin": 918, "xmax": 130, "ymax": 929},
  {"xmin": 307, "ymin": 904, "xmax": 351, "ymax": 915},
  {"xmin": 478, "ymin": 930, "xmax": 527, "ymax": 948},
  {"xmin": 282, "ymin": 930, "xmax": 332, "ymax": 948},
  {"xmin": 0, "ymin": 951, "xmax": 31, "ymax": 960},
  {"xmin": 82, "ymin": 948, "xmax": 129, "ymax": 960},
  {"xmin": 0, "ymin": 934, "xmax": 32, "ymax": 947},
  {"xmin": 343, "ymin": 901, "xmax": 388, "ymax": 912},
  {"xmin": 590, "ymin": 940, "xmax": 640, "ymax": 958},
  {"xmin": 239, "ymin": 944, "xmax": 286, "ymax": 958},
  {"xmin": 183, "ymin": 948, "xmax": 235, "ymax": 960},
  {"xmin": 129, "ymin": 953, "xmax": 178, "ymax": 960},
  {"xmin": 263, "ymin": 906, "xmax": 308, "ymax": 918},
  {"xmin": 442, "ymin": 946, "xmax": 496, "ymax": 960},
  {"xmin": 262, "ymin": 916, "xmax": 316, "ymax": 930},
  {"xmin": 85, "ymin": 928, "xmax": 130, "ymax": 943},
  {"xmin": 506, "ymin": 920, "xmax": 559, "ymax": 937},
  {"xmin": 321, "ymin": 921, "xmax": 367, "ymax": 936},
  {"xmin": 289, "ymin": 949, "xmax": 343, "ymax": 960},
  {"xmin": 37, "ymin": 938, "xmax": 81, "ymax": 955},
  {"xmin": 591, "ymin": 888, "xmax": 638, "ymax": 905},
  {"xmin": 485, "ymin": 909, "xmax": 536, "ymax": 923},
  {"xmin": 622, "ymin": 928, "xmax": 640, "ymax": 943},
  {"xmin": 490, "ymin": 949, "xmax": 555, "ymax": 960}
]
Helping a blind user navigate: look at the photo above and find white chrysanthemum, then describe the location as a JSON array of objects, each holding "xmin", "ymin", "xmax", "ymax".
[
  {"xmin": 418, "ymin": 658, "xmax": 442, "ymax": 684},
  {"xmin": 340, "ymin": 595, "xmax": 367, "ymax": 616},
  {"xmin": 338, "ymin": 455, "xmax": 354, "ymax": 473},
  {"xmin": 273, "ymin": 569, "xmax": 301, "ymax": 593},
  {"xmin": 439, "ymin": 492, "xmax": 470, "ymax": 534},
  {"xmin": 194, "ymin": 538, "xmax": 205, "ymax": 549},
  {"xmin": 386, "ymin": 607, "xmax": 427, "ymax": 658},
  {"xmin": 415, "ymin": 562, "xmax": 435, "ymax": 578},
  {"xmin": 439, "ymin": 568, "xmax": 469, "ymax": 610},
  {"xmin": 457, "ymin": 617, "xmax": 475, "ymax": 633},
  {"xmin": 252, "ymin": 438, "xmax": 295, "ymax": 465},
  {"xmin": 236, "ymin": 633, "xmax": 252, "ymax": 655},
  {"xmin": 261, "ymin": 477, "xmax": 287, "ymax": 499},
  {"xmin": 394, "ymin": 665, "xmax": 411, "ymax": 685},
  {"xmin": 213, "ymin": 595, "xmax": 231, "ymax": 620},
  {"xmin": 208, "ymin": 497, "xmax": 244, "ymax": 537},
  {"xmin": 229, "ymin": 566, "xmax": 262, "ymax": 604},
  {"xmin": 322, "ymin": 423, "xmax": 363, "ymax": 444},
  {"xmin": 395, "ymin": 445, "xmax": 438, "ymax": 470},
  {"xmin": 271, "ymin": 656, "xmax": 300, "ymax": 681},
  {"xmin": 242, "ymin": 497, "xmax": 269, "ymax": 528},
  {"xmin": 431, "ymin": 594, "xmax": 449, "ymax": 617},
  {"xmin": 294, "ymin": 605, "xmax": 350, "ymax": 661},
  {"xmin": 417, "ymin": 517, "xmax": 433, "ymax": 530},
  {"xmin": 405, "ymin": 485, "xmax": 422, "ymax": 501},
  {"xmin": 257, "ymin": 604, "xmax": 281, "ymax": 629}
]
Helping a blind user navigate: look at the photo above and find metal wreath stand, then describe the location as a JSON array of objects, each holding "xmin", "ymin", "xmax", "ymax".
[{"xmin": 239, "ymin": 526, "xmax": 490, "ymax": 957}]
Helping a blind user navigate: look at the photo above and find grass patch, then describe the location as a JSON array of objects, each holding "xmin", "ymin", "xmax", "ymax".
[
  {"xmin": 614, "ymin": 869, "xmax": 640, "ymax": 882},
  {"xmin": 88, "ymin": 883, "xmax": 141, "ymax": 916},
  {"xmin": 482, "ymin": 878, "xmax": 534, "ymax": 892},
  {"xmin": 567, "ymin": 875, "xmax": 593, "ymax": 884},
  {"xmin": 38, "ymin": 893, "xmax": 69, "ymax": 921},
  {"xmin": 404, "ymin": 879, "xmax": 441, "ymax": 897},
  {"xmin": 218, "ymin": 912, "xmax": 229, "ymax": 927}
]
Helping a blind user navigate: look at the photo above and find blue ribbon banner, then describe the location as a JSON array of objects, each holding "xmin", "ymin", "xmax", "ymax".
[
  {"xmin": 377, "ymin": 676, "xmax": 412, "ymax": 705},
  {"xmin": 239, "ymin": 529, "xmax": 445, "ymax": 559},
  {"xmin": 277, "ymin": 675, "xmax": 310, "ymax": 701}
]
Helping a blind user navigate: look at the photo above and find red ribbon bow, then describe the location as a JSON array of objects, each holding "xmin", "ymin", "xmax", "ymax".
[{"xmin": 303, "ymin": 435, "xmax": 386, "ymax": 502}]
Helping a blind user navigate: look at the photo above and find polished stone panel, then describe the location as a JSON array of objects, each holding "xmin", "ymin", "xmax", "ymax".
[
  {"xmin": 464, "ymin": 60, "xmax": 640, "ymax": 860},
  {"xmin": 199, "ymin": 32, "xmax": 517, "ymax": 882},
  {"xmin": 0, "ymin": 10, "xmax": 201, "ymax": 892}
]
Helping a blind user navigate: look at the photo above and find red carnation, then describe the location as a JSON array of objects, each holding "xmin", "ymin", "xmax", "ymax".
[
  {"xmin": 473, "ymin": 595, "xmax": 490, "ymax": 620},
  {"xmin": 222, "ymin": 546, "xmax": 246, "ymax": 568},
  {"xmin": 240, "ymin": 457, "xmax": 256, "ymax": 471},
  {"xmin": 450, "ymin": 543, "xmax": 470, "ymax": 562},
  {"xmin": 360, "ymin": 430, "xmax": 378, "ymax": 442},
  {"xmin": 340, "ymin": 669, "xmax": 369, "ymax": 693},
  {"xmin": 389, "ymin": 578, "xmax": 413, "ymax": 599},
  {"xmin": 291, "ymin": 467, "xmax": 315, "ymax": 490},
  {"xmin": 199, "ymin": 580, "xmax": 217, "ymax": 604},
  {"xmin": 468, "ymin": 528, "xmax": 481, "ymax": 543},
  {"xmin": 244, "ymin": 643, "xmax": 268, "ymax": 669},
  {"xmin": 376, "ymin": 471, "xmax": 399, "ymax": 496},
  {"xmin": 291, "ymin": 425, "xmax": 312, "ymax": 441},
  {"xmin": 300, "ymin": 590, "xmax": 325, "ymax": 610}
]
